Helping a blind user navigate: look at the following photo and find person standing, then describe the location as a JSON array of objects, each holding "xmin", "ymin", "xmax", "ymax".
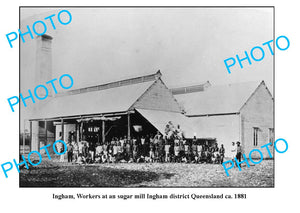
[
  {"xmin": 230, "ymin": 142, "xmax": 237, "ymax": 162},
  {"xmin": 125, "ymin": 141, "xmax": 132, "ymax": 161},
  {"xmin": 113, "ymin": 142, "xmax": 118, "ymax": 162},
  {"xmin": 154, "ymin": 131, "xmax": 161, "ymax": 144},
  {"xmin": 141, "ymin": 136, "xmax": 146, "ymax": 146},
  {"xmin": 84, "ymin": 141, "xmax": 89, "ymax": 158},
  {"xmin": 57, "ymin": 133, "xmax": 65, "ymax": 162},
  {"xmin": 88, "ymin": 141, "xmax": 95, "ymax": 162},
  {"xmin": 176, "ymin": 125, "xmax": 184, "ymax": 140},
  {"xmin": 178, "ymin": 140, "xmax": 184, "ymax": 162},
  {"xmin": 78, "ymin": 140, "xmax": 83, "ymax": 155},
  {"xmin": 192, "ymin": 138, "xmax": 197, "ymax": 163},
  {"xmin": 72, "ymin": 141, "xmax": 79, "ymax": 162},
  {"xmin": 80, "ymin": 136, "xmax": 88, "ymax": 157},
  {"xmin": 132, "ymin": 140, "xmax": 138, "ymax": 162},
  {"xmin": 164, "ymin": 139, "xmax": 171, "ymax": 162},
  {"xmin": 67, "ymin": 141, "xmax": 73, "ymax": 163},
  {"xmin": 95, "ymin": 143, "xmax": 102, "ymax": 163},
  {"xmin": 184, "ymin": 141, "xmax": 191, "ymax": 163},
  {"xmin": 174, "ymin": 142, "xmax": 180, "ymax": 163},
  {"xmin": 140, "ymin": 136, "xmax": 147, "ymax": 159},
  {"xmin": 219, "ymin": 144, "xmax": 225, "ymax": 164},
  {"xmin": 236, "ymin": 141, "xmax": 242, "ymax": 162},
  {"xmin": 120, "ymin": 137, "xmax": 125, "ymax": 147},
  {"xmin": 149, "ymin": 142, "xmax": 155, "ymax": 162},
  {"xmin": 214, "ymin": 142, "xmax": 219, "ymax": 152},
  {"xmin": 158, "ymin": 136, "xmax": 165, "ymax": 163},
  {"xmin": 102, "ymin": 142, "xmax": 108, "ymax": 163},
  {"xmin": 197, "ymin": 143, "xmax": 202, "ymax": 163}
]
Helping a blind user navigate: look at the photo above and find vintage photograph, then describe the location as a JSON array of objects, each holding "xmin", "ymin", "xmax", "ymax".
[{"xmin": 19, "ymin": 7, "xmax": 274, "ymax": 187}]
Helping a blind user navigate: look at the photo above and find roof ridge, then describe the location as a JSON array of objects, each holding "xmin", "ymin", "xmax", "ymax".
[
  {"xmin": 210, "ymin": 80, "xmax": 262, "ymax": 88},
  {"xmin": 56, "ymin": 70, "xmax": 162, "ymax": 97}
]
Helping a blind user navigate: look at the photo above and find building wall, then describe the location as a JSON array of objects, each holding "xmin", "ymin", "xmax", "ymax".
[
  {"xmin": 240, "ymin": 83, "xmax": 274, "ymax": 159},
  {"xmin": 132, "ymin": 78, "xmax": 182, "ymax": 113},
  {"xmin": 31, "ymin": 121, "xmax": 39, "ymax": 151},
  {"xmin": 191, "ymin": 114, "xmax": 240, "ymax": 158},
  {"xmin": 38, "ymin": 126, "xmax": 55, "ymax": 154},
  {"xmin": 55, "ymin": 124, "xmax": 76, "ymax": 142},
  {"xmin": 31, "ymin": 121, "xmax": 55, "ymax": 153}
]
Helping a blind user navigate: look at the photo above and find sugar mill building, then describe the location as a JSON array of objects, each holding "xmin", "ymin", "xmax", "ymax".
[{"xmin": 22, "ymin": 35, "xmax": 274, "ymax": 158}]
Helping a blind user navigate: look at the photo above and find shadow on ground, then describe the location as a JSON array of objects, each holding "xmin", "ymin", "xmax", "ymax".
[{"xmin": 20, "ymin": 165, "xmax": 175, "ymax": 187}]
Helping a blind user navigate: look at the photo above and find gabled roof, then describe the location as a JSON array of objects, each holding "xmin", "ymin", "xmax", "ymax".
[
  {"xmin": 30, "ymin": 80, "xmax": 155, "ymax": 120},
  {"xmin": 174, "ymin": 81, "xmax": 268, "ymax": 116}
]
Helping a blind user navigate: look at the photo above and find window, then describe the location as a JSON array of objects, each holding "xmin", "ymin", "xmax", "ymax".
[
  {"xmin": 87, "ymin": 126, "xmax": 100, "ymax": 132},
  {"xmin": 253, "ymin": 127, "xmax": 259, "ymax": 146},
  {"xmin": 269, "ymin": 128, "xmax": 274, "ymax": 145}
]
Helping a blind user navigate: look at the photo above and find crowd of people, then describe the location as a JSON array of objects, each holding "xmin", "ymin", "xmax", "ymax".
[{"xmin": 59, "ymin": 122, "xmax": 227, "ymax": 165}]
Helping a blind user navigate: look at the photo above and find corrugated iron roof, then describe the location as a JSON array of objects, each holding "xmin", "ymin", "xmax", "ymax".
[
  {"xmin": 30, "ymin": 80, "xmax": 155, "ymax": 120},
  {"xmin": 136, "ymin": 108, "xmax": 198, "ymax": 138},
  {"xmin": 174, "ymin": 81, "xmax": 263, "ymax": 116}
]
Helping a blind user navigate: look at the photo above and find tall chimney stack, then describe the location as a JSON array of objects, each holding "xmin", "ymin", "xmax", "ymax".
[
  {"xmin": 31, "ymin": 34, "xmax": 53, "ymax": 152},
  {"xmin": 35, "ymin": 34, "xmax": 53, "ymax": 98}
]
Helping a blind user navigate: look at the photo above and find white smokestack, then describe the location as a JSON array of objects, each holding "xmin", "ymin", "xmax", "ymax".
[{"xmin": 35, "ymin": 34, "xmax": 53, "ymax": 97}]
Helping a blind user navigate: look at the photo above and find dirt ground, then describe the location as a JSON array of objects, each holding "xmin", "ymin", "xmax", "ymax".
[{"xmin": 19, "ymin": 155, "xmax": 274, "ymax": 187}]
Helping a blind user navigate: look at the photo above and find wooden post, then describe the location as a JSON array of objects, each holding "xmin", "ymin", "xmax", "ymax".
[
  {"xmin": 97, "ymin": 125, "xmax": 100, "ymax": 144},
  {"xmin": 76, "ymin": 123, "xmax": 79, "ymax": 143},
  {"xmin": 22, "ymin": 119, "xmax": 26, "ymax": 155},
  {"xmin": 29, "ymin": 121, "xmax": 32, "ymax": 152},
  {"xmin": 61, "ymin": 118, "xmax": 64, "ymax": 141},
  {"xmin": 45, "ymin": 120, "xmax": 47, "ymax": 145},
  {"xmin": 80, "ymin": 121, "xmax": 83, "ymax": 141},
  {"xmin": 127, "ymin": 113, "xmax": 131, "ymax": 140},
  {"xmin": 37, "ymin": 121, "xmax": 41, "ymax": 150},
  {"xmin": 102, "ymin": 120, "xmax": 105, "ymax": 143}
]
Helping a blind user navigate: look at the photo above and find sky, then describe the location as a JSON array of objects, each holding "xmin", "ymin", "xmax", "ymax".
[{"xmin": 20, "ymin": 7, "xmax": 273, "ymax": 130}]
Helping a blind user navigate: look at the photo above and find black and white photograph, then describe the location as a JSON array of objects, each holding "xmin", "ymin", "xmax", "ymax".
[{"xmin": 19, "ymin": 7, "xmax": 274, "ymax": 187}]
